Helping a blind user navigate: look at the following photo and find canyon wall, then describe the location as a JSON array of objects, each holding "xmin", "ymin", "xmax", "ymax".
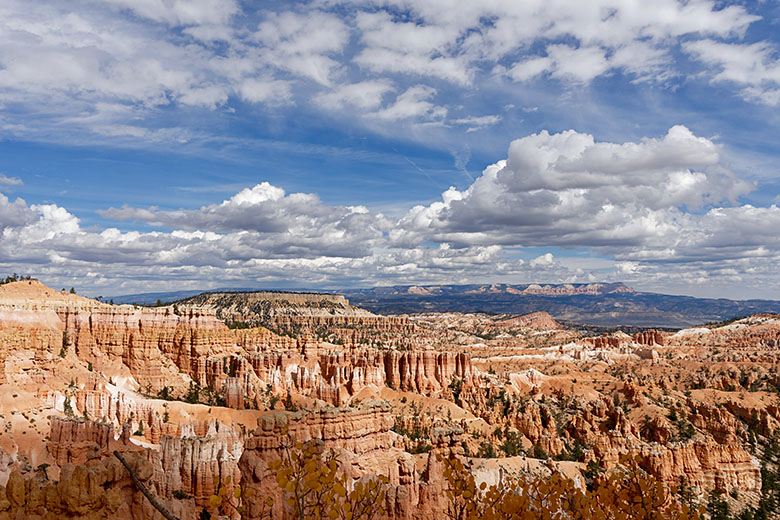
[{"xmin": 239, "ymin": 402, "xmax": 460, "ymax": 520}]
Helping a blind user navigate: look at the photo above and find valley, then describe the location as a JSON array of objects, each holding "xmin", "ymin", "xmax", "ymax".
[{"xmin": 0, "ymin": 280, "xmax": 778, "ymax": 519}]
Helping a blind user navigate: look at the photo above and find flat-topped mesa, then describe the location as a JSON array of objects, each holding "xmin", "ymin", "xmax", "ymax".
[
  {"xmin": 178, "ymin": 290, "xmax": 412, "ymax": 335},
  {"xmin": 519, "ymin": 282, "xmax": 635, "ymax": 296},
  {"xmin": 0, "ymin": 279, "xmax": 105, "ymax": 313},
  {"xmin": 180, "ymin": 290, "xmax": 371, "ymax": 319}
]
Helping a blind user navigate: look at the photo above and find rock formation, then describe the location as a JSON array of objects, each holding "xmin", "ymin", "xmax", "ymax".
[
  {"xmin": 2, "ymin": 280, "xmax": 778, "ymax": 519},
  {"xmin": 0, "ymin": 451, "xmax": 195, "ymax": 520},
  {"xmin": 239, "ymin": 402, "xmax": 462, "ymax": 520},
  {"xmin": 154, "ymin": 422, "xmax": 243, "ymax": 507},
  {"xmin": 179, "ymin": 291, "xmax": 412, "ymax": 337}
]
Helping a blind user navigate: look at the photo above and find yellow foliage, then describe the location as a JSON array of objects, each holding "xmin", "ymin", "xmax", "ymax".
[
  {"xmin": 271, "ymin": 435, "xmax": 388, "ymax": 520},
  {"xmin": 439, "ymin": 454, "xmax": 705, "ymax": 520},
  {"xmin": 210, "ymin": 432, "xmax": 701, "ymax": 520}
]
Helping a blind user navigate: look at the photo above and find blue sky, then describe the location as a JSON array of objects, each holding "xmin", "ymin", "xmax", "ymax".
[{"xmin": 2, "ymin": 0, "xmax": 780, "ymax": 299}]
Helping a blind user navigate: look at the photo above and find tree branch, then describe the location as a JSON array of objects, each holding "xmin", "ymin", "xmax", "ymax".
[{"xmin": 113, "ymin": 450, "xmax": 180, "ymax": 520}]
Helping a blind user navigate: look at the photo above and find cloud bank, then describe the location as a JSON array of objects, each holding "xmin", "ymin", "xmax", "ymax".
[{"xmin": 2, "ymin": 126, "xmax": 779, "ymax": 296}]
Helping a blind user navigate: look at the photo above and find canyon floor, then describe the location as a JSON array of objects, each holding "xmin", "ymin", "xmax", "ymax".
[{"xmin": 0, "ymin": 279, "xmax": 778, "ymax": 519}]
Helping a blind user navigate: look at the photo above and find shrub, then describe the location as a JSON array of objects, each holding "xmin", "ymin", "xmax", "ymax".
[
  {"xmin": 209, "ymin": 442, "xmax": 704, "ymax": 520},
  {"xmin": 269, "ymin": 436, "xmax": 388, "ymax": 520},
  {"xmin": 441, "ymin": 453, "xmax": 704, "ymax": 520}
]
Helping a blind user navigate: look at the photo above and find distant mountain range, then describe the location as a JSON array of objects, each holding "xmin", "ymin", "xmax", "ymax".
[
  {"xmin": 339, "ymin": 283, "xmax": 780, "ymax": 328},
  {"xmin": 108, "ymin": 282, "xmax": 780, "ymax": 329}
]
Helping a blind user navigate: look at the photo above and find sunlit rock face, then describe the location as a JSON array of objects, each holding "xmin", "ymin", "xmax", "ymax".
[{"xmin": 1, "ymin": 280, "xmax": 778, "ymax": 518}]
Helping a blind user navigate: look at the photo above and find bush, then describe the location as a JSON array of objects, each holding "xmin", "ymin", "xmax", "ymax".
[
  {"xmin": 209, "ymin": 441, "xmax": 705, "ymax": 520},
  {"xmin": 441, "ymin": 453, "xmax": 704, "ymax": 520},
  {"xmin": 63, "ymin": 397, "xmax": 74, "ymax": 417},
  {"xmin": 269, "ymin": 436, "xmax": 388, "ymax": 520}
]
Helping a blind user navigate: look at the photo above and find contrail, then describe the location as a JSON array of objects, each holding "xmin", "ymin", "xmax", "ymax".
[{"xmin": 392, "ymin": 147, "xmax": 439, "ymax": 186}]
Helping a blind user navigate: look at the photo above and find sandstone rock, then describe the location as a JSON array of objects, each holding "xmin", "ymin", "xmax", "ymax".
[
  {"xmin": 240, "ymin": 402, "xmax": 456, "ymax": 519},
  {"xmin": 0, "ymin": 450, "xmax": 184, "ymax": 520},
  {"xmin": 154, "ymin": 421, "xmax": 242, "ymax": 506}
]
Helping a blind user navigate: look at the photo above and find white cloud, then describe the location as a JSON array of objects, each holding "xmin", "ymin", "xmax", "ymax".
[
  {"xmin": 1, "ymin": 2, "xmax": 780, "ymax": 296},
  {"xmin": 315, "ymin": 80, "xmax": 394, "ymax": 110},
  {"xmin": 399, "ymin": 126, "xmax": 755, "ymax": 256},
  {"xmin": 237, "ymin": 78, "xmax": 292, "ymax": 104},
  {"xmin": 353, "ymin": 10, "xmax": 472, "ymax": 85},
  {"xmin": 0, "ymin": 0, "xmax": 774, "ymax": 145},
  {"xmin": 451, "ymin": 115, "xmax": 501, "ymax": 132},
  {"xmin": 684, "ymin": 39, "xmax": 780, "ymax": 106},
  {"xmin": 530, "ymin": 253, "xmax": 555, "ymax": 268},
  {"xmin": 252, "ymin": 11, "xmax": 350, "ymax": 87},
  {"xmin": 507, "ymin": 57, "xmax": 553, "ymax": 82},
  {"xmin": 371, "ymin": 85, "xmax": 447, "ymax": 121},
  {"xmin": 100, "ymin": 0, "xmax": 239, "ymax": 27},
  {"xmin": 0, "ymin": 193, "xmax": 36, "ymax": 229},
  {"xmin": 0, "ymin": 184, "xmax": 579, "ymax": 294},
  {"xmin": 506, "ymin": 42, "xmax": 673, "ymax": 85},
  {"xmin": 0, "ymin": 174, "xmax": 22, "ymax": 188},
  {"xmin": 340, "ymin": 0, "xmax": 759, "ymax": 89},
  {"xmin": 98, "ymin": 182, "xmax": 390, "ymax": 258},
  {"xmin": 546, "ymin": 45, "xmax": 611, "ymax": 84},
  {"xmin": 2, "ymin": 124, "xmax": 780, "ymax": 295}
]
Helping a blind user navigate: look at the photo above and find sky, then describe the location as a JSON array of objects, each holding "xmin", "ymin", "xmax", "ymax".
[{"xmin": 2, "ymin": 0, "xmax": 780, "ymax": 299}]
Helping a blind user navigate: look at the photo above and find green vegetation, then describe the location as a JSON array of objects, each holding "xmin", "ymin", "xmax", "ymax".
[
  {"xmin": 1, "ymin": 273, "xmax": 32, "ymax": 285},
  {"xmin": 63, "ymin": 397, "xmax": 74, "ymax": 417}
]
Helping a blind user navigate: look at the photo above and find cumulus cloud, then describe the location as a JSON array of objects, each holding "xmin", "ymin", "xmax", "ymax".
[
  {"xmin": 399, "ymin": 126, "xmax": 756, "ymax": 257},
  {"xmin": 0, "ymin": 193, "xmax": 36, "ymax": 229},
  {"xmin": 3, "ymin": 122, "xmax": 780, "ymax": 296},
  {"xmin": 98, "ymin": 182, "xmax": 389, "ymax": 258},
  {"xmin": 0, "ymin": 183, "xmax": 578, "ymax": 293}
]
